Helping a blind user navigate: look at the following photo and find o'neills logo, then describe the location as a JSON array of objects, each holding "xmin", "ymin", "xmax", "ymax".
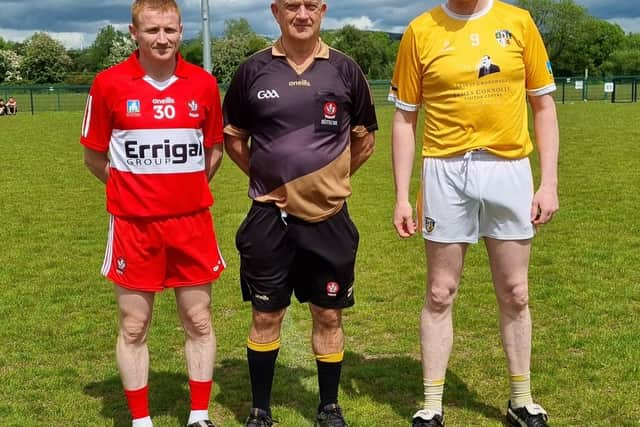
[
  {"xmin": 152, "ymin": 97, "xmax": 175, "ymax": 105},
  {"xmin": 124, "ymin": 139, "xmax": 202, "ymax": 165}
]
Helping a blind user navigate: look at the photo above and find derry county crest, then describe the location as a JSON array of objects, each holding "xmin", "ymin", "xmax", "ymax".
[
  {"xmin": 323, "ymin": 101, "xmax": 337, "ymax": 119},
  {"xmin": 188, "ymin": 100, "xmax": 200, "ymax": 118},
  {"xmin": 326, "ymin": 281, "xmax": 340, "ymax": 297},
  {"xmin": 116, "ymin": 257, "xmax": 127, "ymax": 274}
]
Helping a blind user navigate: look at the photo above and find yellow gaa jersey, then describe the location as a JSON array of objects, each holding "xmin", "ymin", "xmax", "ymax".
[{"xmin": 389, "ymin": 0, "xmax": 555, "ymax": 158}]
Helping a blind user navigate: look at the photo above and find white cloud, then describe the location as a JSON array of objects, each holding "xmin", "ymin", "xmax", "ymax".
[
  {"xmin": 0, "ymin": 28, "xmax": 89, "ymax": 49},
  {"xmin": 323, "ymin": 16, "xmax": 378, "ymax": 31},
  {"xmin": 608, "ymin": 17, "xmax": 640, "ymax": 34}
]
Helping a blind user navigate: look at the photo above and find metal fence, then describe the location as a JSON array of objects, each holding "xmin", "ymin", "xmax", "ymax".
[
  {"xmin": 1, "ymin": 76, "xmax": 638, "ymax": 114},
  {"xmin": 552, "ymin": 77, "xmax": 639, "ymax": 103},
  {"xmin": 1, "ymin": 85, "xmax": 89, "ymax": 114}
]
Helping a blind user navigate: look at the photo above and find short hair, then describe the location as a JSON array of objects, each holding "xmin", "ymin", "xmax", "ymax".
[{"xmin": 131, "ymin": 0, "xmax": 181, "ymax": 27}]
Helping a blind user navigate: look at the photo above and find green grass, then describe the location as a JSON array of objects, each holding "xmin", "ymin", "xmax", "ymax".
[{"xmin": 0, "ymin": 102, "xmax": 639, "ymax": 426}]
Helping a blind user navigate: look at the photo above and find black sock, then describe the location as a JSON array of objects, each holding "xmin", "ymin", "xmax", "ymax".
[
  {"xmin": 247, "ymin": 345, "xmax": 279, "ymax": 413},
  {"xmin": 317, "ymin": 360, "xmax": 342, "ymax": 410}
]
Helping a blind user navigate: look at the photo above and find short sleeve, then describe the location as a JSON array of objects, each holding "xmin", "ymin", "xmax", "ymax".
[
  {"xmin": 523, "ymin": 13, "xmax": 556, "ymax": 96},
  {"xmin": 388, "ymin": 24, "xmax": 423, "ymax": 111},
  {"xmin": 222, "ymin": 62, "xmax": 250, "ymax": 134},
  {"xmin": 350, "ymin": 61, "xmax": 378, "ymax": 133},
  {"xmin": 203, "ymin": 75, "xmax": 224, "ymax": 148},
  {"xmin": 80, "ymin": 77, "xmax": 112, "ymax": 152}
]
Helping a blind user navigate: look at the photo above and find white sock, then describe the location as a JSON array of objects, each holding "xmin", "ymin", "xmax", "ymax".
[
  {"xmin": 132, "ymin": 416, "xmax": 153, "ymax": 427},
  {"xmin": 187, "ymin": 410, "xmax": 210, "ymax": 424}
]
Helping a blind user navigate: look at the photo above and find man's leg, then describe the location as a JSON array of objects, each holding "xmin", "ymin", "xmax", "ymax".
[
  {"xmin": 115, "ymin": 285, "xmax": 155, "ymax": 427},
  {"xmin": 310, "ymin": 305, "xmax": 348, "ymax": 426},
  {"xmin": 485, "ymin": 238, "xmax": 534, "ymax": 406},
  {"xmin": 247, "ymin": 308, "xmax": 286, "ymax": 416},
  {"xmin": 175, "ymin": 284, "xmax": 215, "ymax": 425},
  {"xmin": 310, "ymin": 305, "xmax": 344, "ymax": 408},
  {"xmin": 418, "ymin": 241, "xmax": 466, "ymax": 416}
]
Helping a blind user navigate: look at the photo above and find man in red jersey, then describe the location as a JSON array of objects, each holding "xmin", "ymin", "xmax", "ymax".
[{"xmin": 81, "ymin": 2, "xmax": 224, "ymax": 426}]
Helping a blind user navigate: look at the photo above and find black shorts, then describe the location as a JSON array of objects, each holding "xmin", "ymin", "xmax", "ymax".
[{"xmin": 236, "ymin": 201, "xmax": 359, "ymax": 311}]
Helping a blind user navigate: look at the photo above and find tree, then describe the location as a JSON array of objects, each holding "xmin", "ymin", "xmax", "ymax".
[
  {"xmin": 601, "ymin": 33, "xmax": 640, "ymax": 75},
  {"xmin": 517, "ymin": 0, "xmax": 590, "ymax": 75},
  {"xmin": 601, "ymin": 49, "xmax": 640, "ymax": 75},
  {"xmin": 0, "ymin": 54, "xmax": 6, "ymax": 83},
  {"xmin": 181, "ymin": 34, "xmax": 204, "ymax": 66},
  {"xmin": 210, "ymin": 19, "xmax": 269, "ymax": 83},
  {"xmin": 89, "ymin": 25, "xmax": 135, "ymax": 71},
  {"xmin": 0, "ymin": 36, "xmax": 15, "ymax": 51},
  {"xmin": 211, "ymin": 35, "xmax": 269, "ymax": 83},
  {"xmin": 322, "ymin": 26, "xmax": 396, "ymax": 79},
  {"xmin": 579, "ymin": 19, "xmax": 625, "ymax": 75},
  {"xmin": 224, "ymin": 18, "xmax": 254, "ymax": 38},
  {"xmin": 103, "ymin": 35, "xmax": 135, "ymax": 69},
  {"xmin": 0, "ymin": 49, "xmax": 23, "ymax": 82},
  {"xmin": 549, "ymin": 18, "xmax": 626, "ymax": 76},
  {"xmin": 21, "ymin": 33, "xmax": 71, "ymax": 83}
]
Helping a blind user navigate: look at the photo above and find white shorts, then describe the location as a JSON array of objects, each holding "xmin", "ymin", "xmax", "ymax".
[{"xmin": 421, "ymin": 150, "xmax": 535, "ymax": 243}]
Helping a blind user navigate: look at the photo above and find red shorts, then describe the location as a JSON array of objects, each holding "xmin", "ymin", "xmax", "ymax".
[{"xmin": 101, "ymin": 209, "xmax": 225, "ymax": 292}]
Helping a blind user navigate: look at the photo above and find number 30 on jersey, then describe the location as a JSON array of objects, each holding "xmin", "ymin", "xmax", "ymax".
[{"xmin": 153, "ymin": 105, "xmax": 176, "ymax": 120}]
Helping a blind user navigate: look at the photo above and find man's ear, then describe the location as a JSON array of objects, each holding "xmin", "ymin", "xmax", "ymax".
[{"xmin": 129, "ymin": 24, "xmax": 137, "ymax": 44}]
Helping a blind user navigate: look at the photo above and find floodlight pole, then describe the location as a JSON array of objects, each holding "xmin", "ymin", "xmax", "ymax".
[{"xmin": 201, "ymin": 0, "xmax": 212, "ymax": 73}]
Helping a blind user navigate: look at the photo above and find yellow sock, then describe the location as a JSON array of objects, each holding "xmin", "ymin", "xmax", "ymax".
[
  {"xmin": 510, "ymin": 372, "xmax": 533, "ymax": 408},
  {"xmin": 423, "ymin": 379, "xmax": 445, "ymax": 413}
]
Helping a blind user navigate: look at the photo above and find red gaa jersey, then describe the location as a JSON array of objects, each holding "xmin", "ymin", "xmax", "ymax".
[{"xmin": 80, "ymin": 51, "xmax": 223, "ymax": 218}]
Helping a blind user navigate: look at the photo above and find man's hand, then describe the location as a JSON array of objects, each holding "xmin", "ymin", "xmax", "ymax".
[
  {"xmin": 393, "ymin": 200, "xmax": 417, "ymax": 238},
  {"xmin": 531, "ymin": 186, "xmax": 558, "ymax": 225}
]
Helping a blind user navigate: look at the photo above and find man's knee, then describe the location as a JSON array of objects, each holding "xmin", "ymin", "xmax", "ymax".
[
  {"xmin": 251, "ymin": 309, "xmax": 286, "ymax": 341},
  {"xmin": 311, "ymin": 307, "xmax": 342, "ymax": 331},
  {"xmin": 182, "ymin": 306, "xmax": 212, "ymax": 338},
  {"xmin": 498, "ymin": 281, "xmax": 529, "ymax": 311},
  {"xmin": 120, "ymin": 316, "xmax": 151, "ymax": 345},
  {"xmin": 426, "ymin": 279, "xmax": 458, "ymax": 313}
]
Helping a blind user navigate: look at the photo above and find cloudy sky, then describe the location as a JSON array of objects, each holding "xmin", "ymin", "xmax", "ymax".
[{"xmin": 0, "ymin": 0, "xmax": 638, "ymax": 49}]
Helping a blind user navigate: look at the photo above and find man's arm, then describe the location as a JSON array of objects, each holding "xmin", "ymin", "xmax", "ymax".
[
  {"xmin": 392, "ymin": 108, "xmax": 419, "ymax": 238},
  {"xmin": 350, "ymin": 131, "xmax": 375, "ymax": 175},
  {"xmin": 205, "ymin": 144, "xmax": 223, "ymax": 182},
  {"xmin": 223, "ymin": 133, "xmax": 251, "ymax": 177},
  {"xmin": 528, "ymin": 93, "xmax": 559, "ymax": 225},
  {"xmin": 83, "ymin": 147, "xmax": 110, "ymax": 184}
]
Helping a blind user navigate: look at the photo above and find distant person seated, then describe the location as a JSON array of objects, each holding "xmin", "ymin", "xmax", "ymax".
[
  {"xmin": 6, "ymin": 96, "xmax": 17, "ymax": 115},
  {"xmin": 0, "ymin": 99, "xmax": 6, "ymax": 116}
]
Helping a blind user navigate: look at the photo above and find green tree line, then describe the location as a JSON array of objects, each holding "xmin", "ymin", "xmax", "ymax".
[{"xmin": 1, "ymin": 0, "xmax": 639, "ymax": 85}]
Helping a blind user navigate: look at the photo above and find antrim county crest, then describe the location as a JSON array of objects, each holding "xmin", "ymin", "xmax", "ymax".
[
  {"xmin": 424, "ymin": 217, "xmax": 436, "ymax": 233},
  {"xmin": 495, "ymin": 29, "xmax": 512, "ymax": 47}
]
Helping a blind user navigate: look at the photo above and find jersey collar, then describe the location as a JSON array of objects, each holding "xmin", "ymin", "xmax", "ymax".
[
  {"xmin": 441, "ymin": 0, "xmax": 494, "ymax": 20},
  {"xmin": 272, "ymin": 38, "xmax": 330, "ymax": 60},
  {"xmin": 125, "ymin": 50, "xmax": 189, "ymax": 79}
]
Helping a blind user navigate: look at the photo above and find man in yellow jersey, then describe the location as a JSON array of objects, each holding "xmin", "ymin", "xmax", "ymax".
[{"xmin": 389, "ymin": 0, "xmax": 558, "ymax": 426}]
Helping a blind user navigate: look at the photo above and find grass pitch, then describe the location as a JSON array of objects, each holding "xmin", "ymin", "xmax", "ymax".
[{"xmin": 0, "ymin": 102, "xmax": 639, "ymax": 426}]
